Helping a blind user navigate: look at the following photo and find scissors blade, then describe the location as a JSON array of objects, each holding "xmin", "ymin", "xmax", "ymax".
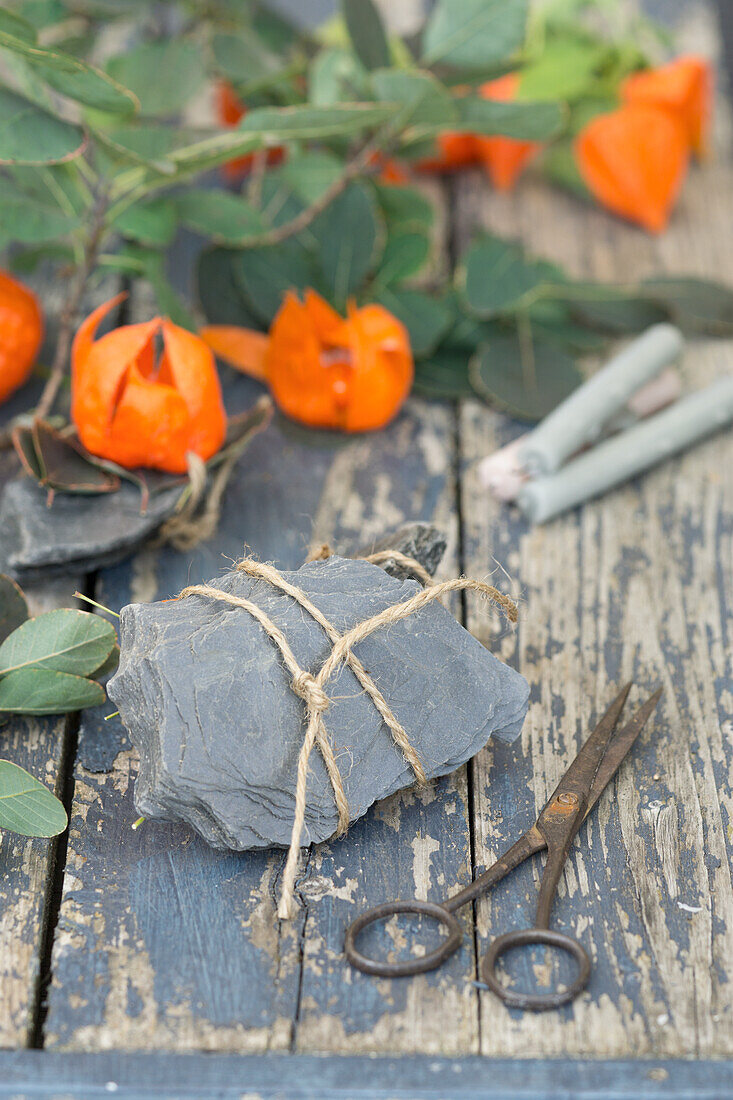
[
  {"xmin": 583, "ymin": 686, "xmax": 663, "ymax": 820},
  {"xmin": 541, "ymin": 681, "xmax": 632, "ymax": 812}
]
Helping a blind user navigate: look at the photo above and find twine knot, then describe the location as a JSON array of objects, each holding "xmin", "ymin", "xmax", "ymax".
[
  {"xmin": 180, "ymin": 551, "xmax": 517, "ymax": 920},
  {"xmin": 293, "ymin": 672, "xmax": 330, "ymax": 712}
]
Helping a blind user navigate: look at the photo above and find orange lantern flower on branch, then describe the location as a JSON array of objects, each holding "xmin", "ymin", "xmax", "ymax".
[
  {"xmin": 0, "ymin": 270, "xmax": 43, "ymax": 406},
  {"xmin": 575, "ymin": 103, "xmax": 689, "ymax": 233},
  {"xmin": 475, "ymin": 74, "xmax": 543, "ymax": 191},
  {"xmin": 72, "ymin": 294, "xmax": 227, "ymax": 474},
  {"xmin": 621, "ymin": 55, "xmax": 712, "ymax": 159},
  {"xmin": 215, "ymin": 81, "xmax": 286, "ymax": 181},
  {"xmin": 201, "ymin": 290, "xmax": 413, "ymax": 433}
]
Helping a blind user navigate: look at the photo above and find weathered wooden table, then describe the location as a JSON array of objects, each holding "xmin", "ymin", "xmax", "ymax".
[{"xmin": 2, "ymin": 9, "xmax": 733, "ymax": 1099}]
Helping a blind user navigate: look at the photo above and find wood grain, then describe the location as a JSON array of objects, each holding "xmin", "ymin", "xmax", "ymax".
[
  {"xmin": 455, "ymin": 151, "xmax": 733, "ymax": 1056},
  {"xmin": 0, "ymin": 275, "xmax": 120, "ymax": 1048}
]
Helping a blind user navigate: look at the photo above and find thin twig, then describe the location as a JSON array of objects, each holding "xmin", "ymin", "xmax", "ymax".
[
  {"xmin": 35, "ymin": 193, "xmax": 109, "ymax": 422},
  {"xmin": 247, "ymin": 148, "xmax": 269, "ymax": 209},
  {"xmin": 238, "ymin": 135, "xmax": 383, "ymax": 249}
]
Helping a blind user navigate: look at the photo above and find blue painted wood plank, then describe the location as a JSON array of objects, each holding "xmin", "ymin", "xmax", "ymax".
[{"xmin": 1, "ymin": 1050, "xmax": 732, "ymax": 1099}]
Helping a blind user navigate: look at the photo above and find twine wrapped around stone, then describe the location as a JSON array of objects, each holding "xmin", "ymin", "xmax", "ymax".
[{"xmin": 179, "ymin": 552, "xmax": 517, "ymax": 920}]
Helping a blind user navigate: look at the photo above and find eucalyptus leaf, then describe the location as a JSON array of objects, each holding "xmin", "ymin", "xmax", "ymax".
[
  {"xmin": 233, "ymin": 241, "xmax": 318, "ymax": 324},
  {"xmin": 0, "ymin": 576, "xmax": 29, "ymax": 646},
  {"xmin": 212, "ymin": 30, "xmax": 283, "ymax": 92},
  {"xmin": 239, "ymin": 102, "xmax": 394, "ymax": 140},
  {"xmin": 0, "ymin": 10, "xmax": 37, "ymax": 42},
  {"xmin": 0, "ymin": 608, "xmax": 116, "ymax": 678},
  {"xmin": 641, "ymin": 277, "xmax": 733, "ymax": 335},
  {"xmin": 0, "ymin": 87, "xmax": 86, "ymax": 164},
  {"xmin": 279, "ymin": 151, "xmax": 342, "ymax": 204},
  {"xmin": 0, "ymin": 193, "xmax": 79, "ymax": 242},
  {"xmin": 413, "ymin": 353, "xmax": 473, "ymax": 399},
  {"xmin": 518, "ymin": 38, "xmax": 607, "ymax": 102},
  {"xmin": 460, "ymin": 234, "xmax": 559, "ymax": 317},
  {"xmin": 175, "ymin": 189, "xmax": 265, "ymax": 245},
  {"xmin": 0, "ymin": 668, "xmax": 105, "ymax": 715},
  {"xmin": 454, "ymin": 97, "xmax": 563, "ymax": 141},
  {"xmin": 308, "ymin": 47, "xmax": 369, "ymax": 106},
  {"xmin": 197, "ymin": 248, "xmax": 261, "ymax": 328},
  {"xmin": 569, "ymin": 292, "xmax": 667, "ymax": 334},
  {"xmin": 0, "ymin": 760, "xmax": 67, "ymax": 837},
  {"xmin": 107, "ymin": 40, "xmax": 205, "ymax": 117},
  {"xmin": 371, "ymin": 69, "xmax": 456, "ymax": 132},
  {"xmin": 374, "ymin": 231, "xmax": 430, "ymax": 287},
  {"xmin": 371, "ymin": 287, "xmax": 453, "ymax": 356},
  {"xmin": 422, "ymin": 0, "xmax": 529, "ymax": 70},
  {"xmin": 112, "ymin": 196, "xmax": 177, "ymax": 248},
  {"xmin": 469, "ymin": 330, "xmax": 583, "ymax": 421},
  {"xmin": 0, "ymin": 29, "xmax": 137, "ymax": 114},
  {"xmin": 342, "ymin": 0, "xmax": 390, "ymax": 72},
  {"xmin": 312, "ymin": 181, "xmax": 382, "ymax": 306},
  {"xmin": 374, "ymin": 183, "xmax": 433, "ymax": 234}
]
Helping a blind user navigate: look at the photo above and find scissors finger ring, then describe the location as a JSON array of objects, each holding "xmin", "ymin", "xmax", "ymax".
[{"xmin": 345, "ymin": 682, "xmax": 662, "ymax": 1011}]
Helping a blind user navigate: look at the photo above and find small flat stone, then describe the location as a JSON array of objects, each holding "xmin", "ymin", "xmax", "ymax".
[
  {"xmin": 0, "ymin": 477, "xmax": 181, "ymax": 581},
  {"xmin": 354, "ymin": 522, "xmax": 448, "ymax": 580},
  {"xmin": 109, "ymin": 555, "xmax": 529, "ymax": 851}
]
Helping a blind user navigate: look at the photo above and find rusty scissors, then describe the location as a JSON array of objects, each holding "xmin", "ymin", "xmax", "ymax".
[{"xmin": 345, "ymin": 682, "xmax": 662, "ymax": 1010}]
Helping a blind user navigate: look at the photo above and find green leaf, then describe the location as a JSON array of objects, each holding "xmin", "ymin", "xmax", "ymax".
[
  {"xmin": 0, "ymin": 9, "xmax": 37, "ymax": 42},
  {"xmin": 112, "ymin": 196, "xmax": 177, "ymax": 248},
  {"xmin": 422, "ymin": 0, "xmax": 529, "ymax": 70},
  {"xmin": 308, "ymin": 47, "xmax": 368, "ymax": 106},
  {"xmin": 374, "ymin": 183, "xmax": 434, "ymax": 234},
  {"xmin": 313, "ymin": 182, "xmax": 382, "ymax": 307},
  {"xmin": 0, "ymin": 29, "xmax": 137, "ymax": 114},
  {"xmin": 107, "ymin": 40, "xmax": 205, "ymax": 117},
  {"xmin": 374, "ymin": 231, "xmax": 430, "ymax": 286},
  {"xmin": 342, "ymin": 0, "xmax": 390, "ymax": 71},
  {"xmin": 279, "ymin": 151, "xmax": 342, "ymax": 204},
  {"xmin": 0, "ymin": 87, "xmax": 86, "ymax": 164},
  {"xmin": 518, "ymin": 38, "xmax": 606, "ymax": 102},
  {"xmin": 0, "ymin": 668, "xmax": 105, "ymax": 715},
  {"xmin": 413, "ymin": 352, "xmax": 473, "ymax": 399},
  {"xmin": 175, "ymin": 188, "xmax": 265, "ymax": 245},
  {"xmin": 371, "ymin": 69, "xmax": 456, "ymax": 132},
  {"xmin": 197, "ymin": 248, "xmax": 261, "ymax": 328},
  {"xmin": 640, "ymin": 276, "xmax": 733, "ymax": 336},
  {"xmin": 211, "ymin": 30, "xmax": 284, "ymax": 94},
  {"xmin": 233, "ymin": 241, "xmax": 318, "ymax": 325},
  {"xmin": 459, "ymin": 234, "xmax": 558, "ymax": 317},
  {"xmin": 239, "ymin": 102, "xmax": 394, "ymax": 140},
  {"xmin": 469, "ymin": 330, "xmax": 583, "ymax": 421},
  {"xmin": 0, "ymin": 608, "xmax": 116, "ymax": 678},
  {"xmin": 0, "ymin": 192, "xmax": 80, "ymax": 242},
  {"xmin": 454, "ymin": 97, "xmax": 563, "ymax": 141},
  {"xmin": 0, "ymin": 760, "xmax": 67, "ymax": 837},
  {"xmin": 0, "ymin": 576, "xmax": 29, "ymax": 646},
  {"xmin": 568, "ymin": 292, "xmax": 666, "ymax": 334},
  {"xmin": 371, "ymin": 287, "xmax": 453, "ymax": 356},
  {"xmin": 95, "ymin": 125, "xmax": 214, "ymax": 174}
]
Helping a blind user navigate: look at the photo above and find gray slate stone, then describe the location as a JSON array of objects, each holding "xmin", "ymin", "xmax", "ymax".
[
  {"xmin": 354, "ymin": 523, "xmax": 448, "ymax": 581},
  {"xmin": 0, "ymin": 477, "xmax": 181, "ymax": 581},
  {"xmin": 109, "ymin": 555, "xmax": 529, "ymax": 851}
]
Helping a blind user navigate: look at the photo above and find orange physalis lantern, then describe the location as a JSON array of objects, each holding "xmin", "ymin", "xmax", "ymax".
[
  {"xmin": 417, "ymin": 131, "xmax": 479, "ymax": 173},
  {"xmin": 475, "ymin": 75, "xmax": 542, "ymax": 191},
  {"xmin": 201, "ymin": 290, "xmax": 413, "ymax": 433},
  {"xmin": 72, "ymin": 294, "xmax": 227, "ymax": 474},
  {"xmin": 215, "ymin": 81, "xmax": 285, "ymax": 181},
  {"xmin": 0, "ymin": 270, "xmax": 43, "ymax": 405},
  {"xmin": 621, "ymin": 55, "xmax": 712, "ymax": 159},
  {"xmin": 575, "ymin": 103, "xmax": 689, "ymax": 233}
]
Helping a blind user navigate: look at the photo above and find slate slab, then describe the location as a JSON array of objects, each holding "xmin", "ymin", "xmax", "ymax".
[
  {"xmin": 108, "ymin": 555, "xmax": 529, "ymax": 851},
  {"xmin": 0, "ymin": 476, "xmax": 181, "ymax": 582}
]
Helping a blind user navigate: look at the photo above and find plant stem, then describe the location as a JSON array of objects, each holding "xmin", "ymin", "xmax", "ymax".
[
  {"xmin": 238, "ymin": 134, "xmax": 383, "ymax": 249},
  {"xmin": 35, "ymin": 193, "xmax": 109, "ymax": 422}
]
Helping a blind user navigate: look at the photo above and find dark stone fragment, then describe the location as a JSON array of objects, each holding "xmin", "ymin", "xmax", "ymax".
[
  {"xmin": 109, "ymin": 555, "xmax": 529, "ymax": 851},
  {"xmin": 353, "ymin": 522, "xmax": 448, "ymax": 580},
  {"xmin": 0, "ymin": 477, "xmax": 181, "ymax": 581}
]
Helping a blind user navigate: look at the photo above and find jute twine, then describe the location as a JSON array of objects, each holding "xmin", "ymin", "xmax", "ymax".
[{"xmin": 179, "ymin": 550, "xmax": 517, "ymax": 919}]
